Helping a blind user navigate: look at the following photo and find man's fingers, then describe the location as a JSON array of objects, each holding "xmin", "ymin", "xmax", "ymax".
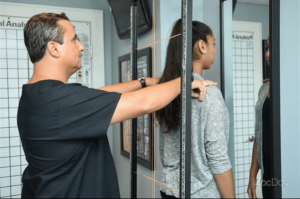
[
  {"xmin": 191, "ymin": 92, "xmax": 200, "ymax": 99},
  {"xmin": 200, "ymin": 83, "xmax": 206, "ymax": 101},
  {"xmin": 201, "ymin": 80, "xmax": 218, "ymax": 86},
  {"xmin": 191, "ymin": 79, "xmax": 217, "ymax": 101},
  {"xmin": 197, "ymin": 83, "xmax": 205, "ymax": 101}
]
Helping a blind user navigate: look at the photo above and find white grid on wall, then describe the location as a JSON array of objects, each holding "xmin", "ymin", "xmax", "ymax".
[
  {"xmin": 0, "ymin": 28, "xmax": 28, "ymax": 198},
  {"xmin": 232, "ymin": 37, "xmax": 256, "ymax": 198},
  {"xmin": 0, "ymin": 18, "xmax": 91, "ymax": 198}
]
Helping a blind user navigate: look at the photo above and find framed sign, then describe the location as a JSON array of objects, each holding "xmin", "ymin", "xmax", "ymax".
[{"xmin": 118, "ymin": 47, "xmax": 153, "ymax": 170}]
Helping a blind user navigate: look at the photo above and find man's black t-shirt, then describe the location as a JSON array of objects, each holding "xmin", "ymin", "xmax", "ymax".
[{"xmin": 17, "ymin": 80, "xmax": 121, "ymax": 198}]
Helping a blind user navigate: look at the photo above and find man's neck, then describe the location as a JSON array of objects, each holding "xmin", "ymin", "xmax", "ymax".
[{"xmin": 28, "ymin": 62, "xmax": 69, "ymax": 84}]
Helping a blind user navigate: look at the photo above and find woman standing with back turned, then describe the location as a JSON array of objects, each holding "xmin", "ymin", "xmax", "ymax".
[{"xmin": 156, "ymin": 19, "xmax": 235, "ymax": 198}]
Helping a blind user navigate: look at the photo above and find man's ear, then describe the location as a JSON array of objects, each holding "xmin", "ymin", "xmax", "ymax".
[
  {"xmin": 198, "ymin": 40, "xmax": 207, "ymax": 54},
  {"xmin": 46, "ymin": 41, "xmax": 60, "ymax": 58}
]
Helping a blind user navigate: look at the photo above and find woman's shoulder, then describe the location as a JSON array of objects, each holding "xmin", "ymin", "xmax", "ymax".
[
  {"xmin": 257, "ymin": 82, "xmax": 270, "ymax": 99},
  {"xmin": 192, "ymin": 86, "xmax": 225, "ymax": 110},
  {"xmin": 259, "ymin": 82, "xmax": 270, "ymax": 93}
]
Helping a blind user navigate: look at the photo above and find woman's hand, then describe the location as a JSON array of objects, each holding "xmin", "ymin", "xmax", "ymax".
[
  {"xmin": 192, "ymin": 79, "xmax": 218, "ymax": 101},
  {"xmin": 247, "ymin": 177, "xmax": 257, "ymax": 199}
]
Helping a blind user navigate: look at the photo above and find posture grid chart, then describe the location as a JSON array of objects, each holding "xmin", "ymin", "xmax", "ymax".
[
  {"xmin": 0, "ymin": 15, "xmax": 92, "ymax": 198},
  {"xmin": 0, "ymin": 16, "xmax": 29, "ymax": 198},
  {"xmin": 232, "ymin": 31, "xmax": 257, "ymax": 199}
]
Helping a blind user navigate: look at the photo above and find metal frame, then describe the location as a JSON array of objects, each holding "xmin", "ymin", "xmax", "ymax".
[
  {"xmin": 119, "ymin": 47, "xmax": 153, "ymax": 171},
  {"xmin": 179, "ymin": 0, "xmax": 193, "ymax": 198},
  {"xmin": 129, "ymin": 0, "xmax": 194, "ymax": 197},
  {"xmin": 130, "ymin": 1, "xmax": 138, "ymax": 198},
  {"xmin": 220, "ymin": 0, "xmax": 226, "ymax": 96},
  {"xmin": 220, "ymin": 0, "xmax": 282, "ymax": 197},
  {"xmin": 269, "ymin": 0, "xmax": 282, "ymax": 197}
]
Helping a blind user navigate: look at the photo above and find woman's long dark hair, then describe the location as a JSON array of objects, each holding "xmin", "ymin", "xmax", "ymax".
[{"xmin": 156, "ymin": 19, "xmax": 213, "ymax": 132}]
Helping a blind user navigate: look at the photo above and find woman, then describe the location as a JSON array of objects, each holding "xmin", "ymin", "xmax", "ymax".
[
  {"xmin": 247, "ymin": 38, "xmax": 272, "ymax": 198},
  {"xmin": 156, "ymin": 19, "xmax": 235, "ymax": 198}
]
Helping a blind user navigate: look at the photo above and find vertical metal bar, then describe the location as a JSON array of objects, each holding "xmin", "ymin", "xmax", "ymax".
[
  {"xmin": 269, "ymin": 0, "xmax": 282, "ymax": 198},
  {"xmin": 180, "ymin": 0, "xmax": 192, "ymax": 198},
  {"xmin": 130, "ymin": 1, "xmax": 138, "ymax": 198},
  {"xmin": 220, "ymin": 0, "xmax": 225, "ymax": 97}
]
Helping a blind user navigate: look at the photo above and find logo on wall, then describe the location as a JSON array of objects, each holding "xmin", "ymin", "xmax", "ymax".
[{"xmin": 0, "ymin": 17, "xmax": 27, "ymax": 28}]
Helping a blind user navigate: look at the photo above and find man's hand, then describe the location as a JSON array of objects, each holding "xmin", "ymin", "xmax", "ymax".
[
  {"xmin": 247, "ymin": 177, "xmax": 257, "ymax": 199},
  {"xmin": 192, "ymin": 79, "xmax": 218, "ymax": 101}
]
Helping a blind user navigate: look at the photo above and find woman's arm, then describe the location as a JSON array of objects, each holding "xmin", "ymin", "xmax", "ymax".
[
  {"xmin": 247, "ymin": 140, "xmax": 259, "ymax": 198},
  {"xmin": 98, "ymin": 77, "xmax": 159, "ymax": 93},
  {"xmin": 203, "ymin": 87, "xmax": 236, "ymax": 198},
  {"xmin": 214, "ymin": 169, "xmax": 235, "ymax": 198}
]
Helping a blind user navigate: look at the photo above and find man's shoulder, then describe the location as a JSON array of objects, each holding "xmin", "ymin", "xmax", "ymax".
[{"xmin": 20, "ymin": 81, "xmax": 92, "ymax": 105}]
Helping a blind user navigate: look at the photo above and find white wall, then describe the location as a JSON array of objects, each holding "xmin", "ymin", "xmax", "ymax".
[
  {"xmin": 203, "ymin": 0, "xmax": 221, "ymax": 86},
  {"xmin": 280, "ymin": 0, "xmax": 300, "ymax": 197},
  {"xmin": 233, "ymin": 2, "xmax": 269, "ymax": 39},
  {"xmin": 222, "ymin": 0, "xmax": 235, "ymax": 182}
]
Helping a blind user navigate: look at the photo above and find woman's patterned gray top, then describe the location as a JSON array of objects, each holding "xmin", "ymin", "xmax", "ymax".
[
  {"xmin": 254, "ymin": 82, "xmax": 270, "ymax": 180},
  {"xmin": 159, "ymin": 72, "xmax": 232, "ymax": 198}
]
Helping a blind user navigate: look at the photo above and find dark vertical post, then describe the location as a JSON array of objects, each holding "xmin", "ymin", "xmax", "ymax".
[
  {"xmin": 220, "ymin": 0, "xmax": 226, "ymax": 96},
  {"xmin": 269, "ymin": 0, "xmax": 282, "ymax": 198},
  {"xmin": 180, "ymin": 0, "xmax": 192, "ymax": 198},
  {"xmin": 130, "ymin": 1, "xmax": 138, "ymax": 198}
]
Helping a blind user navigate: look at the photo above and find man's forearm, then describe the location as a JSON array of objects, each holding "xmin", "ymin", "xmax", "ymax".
[
  {"xmin": 98, "ymin": 77, "xmax": 158, "ymax": 93},
  {"xmin": 138, "ymin": 78, "xmax": 181, "ymax": 114},
  {"xmin": 109, "ymin": 78, "xmax": 180, "ymax": 125},
  {"xmin": 98, "ymin": 80, "xmax": 141, "ymax": 93},
  {"xmin": 110, "ymin": 77, "xmax": 216, "ymax": 125}
]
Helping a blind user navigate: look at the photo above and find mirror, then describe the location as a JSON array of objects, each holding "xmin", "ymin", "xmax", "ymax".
[
  {"xmin": 231, "ymin": 0, "xmax": 271, "ymax": 198},
  {"xmin": 135, "ymin": 1, "xmax": 183, "ymax": 198},
  {"xmin": 120, "ymin": 0, "xmax": 277, "ymax": 198}
]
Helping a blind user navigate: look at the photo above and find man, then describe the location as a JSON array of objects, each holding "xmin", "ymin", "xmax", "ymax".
[{"xmin": 17, "ymin": 12, "xmax": 217, "ymax": 198}]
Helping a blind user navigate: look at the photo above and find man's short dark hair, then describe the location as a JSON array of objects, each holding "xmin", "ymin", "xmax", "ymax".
[{"xmin": 24, "ymin": 12, "xmax": 70, "ymax": 63}]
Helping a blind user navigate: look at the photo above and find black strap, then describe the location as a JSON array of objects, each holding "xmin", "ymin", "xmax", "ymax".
[{"xmin": 139, "ymin": 77, "xmax": 146, "ymax": 88}]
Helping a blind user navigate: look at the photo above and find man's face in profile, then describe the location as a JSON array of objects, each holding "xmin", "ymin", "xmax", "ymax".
[{"xmin": 56, "ymin": 20, "xmax": 85, "ymax": 72}]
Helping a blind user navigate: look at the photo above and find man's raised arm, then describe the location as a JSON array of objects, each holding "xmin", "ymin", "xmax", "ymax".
[
  {"xmin": 98, "ymin": 77, "xmax": 159, "ymax": 93},
  {"xmin": 110, "ymin": 78, "xmax": 217, "ymax": 125}
]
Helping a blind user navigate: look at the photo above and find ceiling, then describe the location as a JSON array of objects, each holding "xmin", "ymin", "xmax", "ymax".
[{"xmin": 237, "ymin": 0, "xmax": 269, "ymax": 5}]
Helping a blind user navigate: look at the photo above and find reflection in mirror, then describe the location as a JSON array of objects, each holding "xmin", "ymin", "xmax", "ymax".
[{"xmin": 232, "ymin": 1, "xmax": 270, "ymax": 198}]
